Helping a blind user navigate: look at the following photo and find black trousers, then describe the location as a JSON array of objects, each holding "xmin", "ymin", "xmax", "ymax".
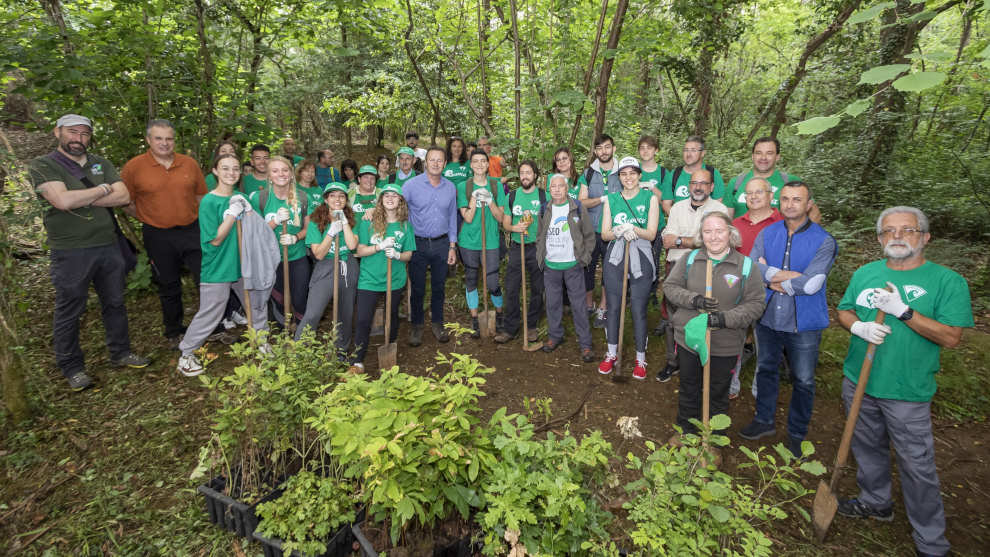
[
  {"xmin": 675, "ymin": 343, "xmax": 737, "ymax": 435},
  {"xmin": 583, "ymin": 233, "xmax": 605, "ymax": 293},
  {"xmin": 271, "ymin": 256, "xmax": 312, "ymax": 323},
  {"xmin": 143, "ymin": 222, "xmax": 201, "ymax": 337},
  {"xmin": 503, "ymin": 241, "xmax": 544, "ymax": 336},
  {"xmin": 352, "ymin": 287, "xmax": 402, "ymax": 364}
]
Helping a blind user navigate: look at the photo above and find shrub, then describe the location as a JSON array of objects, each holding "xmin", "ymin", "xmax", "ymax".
[{"xmin": 255, "ymin": 470, "xmax": 360, "ymax": 556}]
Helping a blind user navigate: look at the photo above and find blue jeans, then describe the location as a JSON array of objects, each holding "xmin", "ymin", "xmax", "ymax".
[
  {"xmin": 409, "ymin": 236, "xmax": 449, "ymax": 325},
  {"xmin": 753, "ymin": 322, "xmax": 823, "ymax": 439}
]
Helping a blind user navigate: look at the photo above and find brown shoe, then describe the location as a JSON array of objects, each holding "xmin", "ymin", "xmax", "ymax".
[
  {"xmin": 541, "ymin": 338, "xmax": 563, "ymax": 352},
  {"xmin": 526, "ymin": 329, "xmax": 540, "ymax": 343},
  {"xmin": 493, "ymin": 331, "xmax": 515, "ymax": 344}
]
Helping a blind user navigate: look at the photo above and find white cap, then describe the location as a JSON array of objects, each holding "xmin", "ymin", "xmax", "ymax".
[
  {"xmin": 56, "ymin": 114, "xmax": 93, "ymax": 129},
  {"xmin": 617, "ymin": 156, "xmax": 641, "ymax": 173}
]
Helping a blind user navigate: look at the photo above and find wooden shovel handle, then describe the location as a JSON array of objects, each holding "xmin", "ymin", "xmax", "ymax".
[{"xmin": 384, "ymin": 257, "xmax": 392, "ymax": 343}]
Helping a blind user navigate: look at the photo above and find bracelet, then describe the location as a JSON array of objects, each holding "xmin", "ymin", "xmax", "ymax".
[{"xmin": 101, "ymin": 184, "xmax": 112, "ymax": 196}]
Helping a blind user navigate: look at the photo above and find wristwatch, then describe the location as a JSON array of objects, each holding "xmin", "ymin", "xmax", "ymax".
[
  {"xmin": 898, "ymin": 308, "xmax": 914, "ymax": 321},
  {"xmin": 675, "ymin": 237, "xmax": 683, "ymax": 248}
]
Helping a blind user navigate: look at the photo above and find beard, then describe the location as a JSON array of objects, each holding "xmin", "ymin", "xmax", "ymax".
[
  {"xmin": 61, "ymin": 139, "xmax": 87, "ymax": 156},
  {"xmin": 690, "ymin": 190, "xmax": 708, "ymax": 203},
  {"xmin": 520, "ymin": 177, "xmax": 535, "ymax": 189},
  {"xmin": 884, "ymin": 241, "xmax": 921, "ymax": 260}
]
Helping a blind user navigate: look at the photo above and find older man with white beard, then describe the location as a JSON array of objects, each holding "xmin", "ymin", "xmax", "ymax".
[{"xmin": 834, "ymin": 206, "xmax": 972, "ymax": 557}]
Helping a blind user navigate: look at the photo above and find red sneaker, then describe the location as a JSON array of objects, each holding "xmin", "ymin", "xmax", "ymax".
[
  {"xmin": 632, "ymin": 360, "xmax": 647, "ymax": 380},
  {"xmin": 598, "ymin": 355, "xmax": 617, "ymax": 375}
]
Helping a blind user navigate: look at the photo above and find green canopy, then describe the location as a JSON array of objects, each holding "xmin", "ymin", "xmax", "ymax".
[{"xmin": 684, "ymin": 312, "xmax": 710, "ymax": 365}]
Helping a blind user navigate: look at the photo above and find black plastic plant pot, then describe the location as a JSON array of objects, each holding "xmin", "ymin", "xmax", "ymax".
[
  {"xmin": 350, "ymin": 521, "xmax": 477, "ymax": 557},
  {"xmin": 197, "ymin": 474, "xmax": 284, "ymax": 539},
  {"xmin": 252, "ymin": 523, "xmax": 355, "ymax": 557}
]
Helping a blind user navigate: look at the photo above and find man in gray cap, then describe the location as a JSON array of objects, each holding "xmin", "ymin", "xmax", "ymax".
[{"xmin": 27, "ymin": 114, "xmax": 150, "ymax": 391}]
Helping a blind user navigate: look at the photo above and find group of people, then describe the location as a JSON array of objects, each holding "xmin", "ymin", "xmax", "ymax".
[{"xmin": 29, "ymin": 114, "xmax": 973, "ymax": 557}]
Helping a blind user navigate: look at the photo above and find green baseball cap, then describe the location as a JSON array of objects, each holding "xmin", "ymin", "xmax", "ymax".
[
  {"xmin": 396, "ymin": 146, "xmax": 416, "ymax": 157},
  {"xmin": 683, "ymin": 312, "xmax": 710, "ymax": 365},
  {"xmin": 323, "ymin": 181, "xmax": 348, "ymax": 195},
  {"xmin": 380, "ymin": 184, "xmax": 402, "ymax": 196},
  {"xmin": 358, "ymin": 164, "xmax": 377, "ymax": 176}
]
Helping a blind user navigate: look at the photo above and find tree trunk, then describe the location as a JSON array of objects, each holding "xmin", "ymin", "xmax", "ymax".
[
  {"xmin": 509, "ymin": 0, "xmax": 521, "ymax": 168},
  {"xmin": 590, "ymin": 0, "xmax": 629, "ymax": 148},
  {"xmin": 477, "ymin": 0, "xmax": 493, "ymax": 128},
  {"xmin": 665, "ymin": 68, "xmax": 691, "ymax": 130},
  {"xmin": 143, "ymin": 8, "xmax": 156, "ymax": 121},
  {"xmin": 744, "ymin": 0, "xmax": 862, "ymax": 145},
  {"xmin": 568, "ymin": 0, "xmax": 610, "ymax": 153},
  {"xmin": 635, "ymin": 57, "xmax": 650, "ymax": 118},
  {"xmin": 693, "ymin": 39, "xmax": 715, "ymax": 136},
  {"xmin": 192, "ymin": 0, "xmax": 217, "ymax": 146},
  {"xmin": 38, "ymin": 0, "xmax": 73, "ymax": 55},
  {"xmin": 403, "ymin": 0, "xmax": 448, "ymax": 139}
]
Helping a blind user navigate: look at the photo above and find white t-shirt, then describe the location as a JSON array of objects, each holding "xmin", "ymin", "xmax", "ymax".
[{"xmin": 545, "ymin": 203, "xmax": 576, "ymax": 265}]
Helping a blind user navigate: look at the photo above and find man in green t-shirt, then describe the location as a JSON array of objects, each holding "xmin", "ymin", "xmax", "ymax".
[
  {"xmin": 28, "ymin": 114, "xmax": 149, "ymax": 391},
  {"xmin": 495, "ymin": 160, "xmax": 545, "ymax": 344},
  {"xmin": 725, "ymin": 136, "xmax": 819, "ymax": 222},
  {"xmin": 384, "ymin": 146, "xmax": 417, "ymax": 190},
  {"xmin": 835, "ymin": 206, "xmax": 973, "ymax": 557},
  {"xmin": 660, "ymin": 135, "xmax": 725, "ymax": 214},
  {"xmin": 241, "ymin": 144, "xmax": 271, "ymax": 195}
]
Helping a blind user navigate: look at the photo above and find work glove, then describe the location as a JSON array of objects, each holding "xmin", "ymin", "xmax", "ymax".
[
  {"xmin": 327, "ymin": 220, "xmax": 344, "ymax": 238},
  {"xmin": 472, "ymin": 189, "xmax": 493, "ymax": 206},
  {"xmin": 612, "ymin": 223, "xmax": 632, "ymax": 237},
  {"xmin": 377, "ymin": 237, "xmax": 396, "ymax": 251},
  {"xmin": 384, "ymin": 247, "xmax": 401, "ymax": 260},
  {"xmin": 869, "ymin": 282, "xmax": 909, "ymax": 318},
  {"xmin": 850, "ymin": 320, "xmax": 892, "ymax": 345},
  {"xmin": 230, "ymin": 194, "xmax": 251, "ymax": 212},
  {"xmin": 707, "ymin": 311, "xmax": 725, "ymax": 329},
  {"xmin": 279, "ymin": 234, "xmax": 297, "ymax": 246},
  {"xmin": 275, "ymin": 207, "xmax": 291, "ymax": 224},
  {"xmin": 622, "ymin": 228, "xmax": 638, "ymax": 242},
  {"xmin": 691, "ymin": 295, "xmax": 719, "ymax": 311},
  {"xmin": 223, "ymin": 203, "xmax": 244, "ymax": 220}
]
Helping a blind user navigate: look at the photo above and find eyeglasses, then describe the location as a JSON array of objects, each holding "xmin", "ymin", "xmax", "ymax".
[
  {"xmin": 688, "ymin": 180, "xmax": 710, "ymax": 186},
  {"xmin": 554, "ymin": 156, "xmax": 570, "ymax": 162},
  {"xmin": 683, "ymin": 148, "xmax": 703, "ymax": 153},
  {"xmin": 880, "ymin": 227, "xmax": 922, "ymax": 237}
]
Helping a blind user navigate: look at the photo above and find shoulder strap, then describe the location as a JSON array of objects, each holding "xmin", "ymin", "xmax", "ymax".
[
  {"xmin": 388, "ymin": 173, "xmax": 397, "ymax": 184},
  {"xmin": 508, "ymin": 188, "xmax": 517, "ymax": 208},
  {"xmin": 736, "ymin": 255, "xmax": 753, "ymax": 304},
  {"xmin": 671, "ymin": 167, "xmax": 683, "ymax": 190},
  {"xmin": 683, "ymin": 248, "xmax": 701, "ymax": 279},
  {"xmin": 781, "ymin": 171, "xmax": 790, "ymax": 183},
  {"xmin": 538, "ymin": 188, "xmax": 547, "ymax": 214},
  {"xmin": 257, "ymin": 187, "xmax": 268, "ymax": 213},
  {"xmin": 731, "ymin": 173, "xmax": 747, "ymax": 198},
  {"xmin": 584, "ymin": 167, "xmax": 594, "ymax": 185}
]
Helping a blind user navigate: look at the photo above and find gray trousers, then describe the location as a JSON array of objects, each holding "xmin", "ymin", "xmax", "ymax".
[
  {"xmin": 842, "ymin": 378, "xmax": 949, "ymax": 555},
  {"xmin": 603, "ymin": 245, "xmax": 653, "ymax": 353},
  {"xmin": 295, "ymin": 256, "xmax": 358, "ymax": 353},
  {"xmin": 543, "ymin": 264, "xmax": 591, "ymax": 350},
  {"xmin": 179, "ymin": 280, "xmax": 269, "ymax": 356}
]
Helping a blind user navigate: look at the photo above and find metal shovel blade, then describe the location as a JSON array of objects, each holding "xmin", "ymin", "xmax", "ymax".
[
  {"xmin": 477, "ymin": 311, "xmax": 490, "ymax": 339},
  {"xmin": 378, "ymin": 341, "xmax": 397, "ymax": 371},
  {"xmin": 485, "ymin": 310, "xmax": 497, "ymax": 337},
  {"xmin": 812, "ymin": 479, "xmax": 838, "ymax": 542}
]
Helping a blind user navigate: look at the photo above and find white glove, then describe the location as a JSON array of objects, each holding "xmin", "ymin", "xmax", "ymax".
[
  {"xmin": 378, "ymin": 237, "xmax": 396, "ymax": 251},
  {"xmin": 472, "ymin": 189, "xmax": 493, "ymax": 206},
  {"xmin": 622, "ymin": 228, "xmax": 638, "ymax": 242},
  {"xmin": 230, "ymin": 194, "xmax": 251, "ymax": 212},
  {"xmin": 384, "ymin": 247, "xmax": 401, "ymax": 260},
  {"xmin": 327, "ymin": 220, "xmax": 344, "ymax": 238},
  {"xmin": 223, "ymin": 203, "xmax": 244, "ymax": 219},
  {"xmin": 612, "ymin": 223, "xmax": 631, "ymax": 237},
  {"xmin": 275, "ymin": 207, "xmax": 291, "ymax": 224},
  {"xmin": 850, "ymin": 320, "xmax": 892, "ymax": 345},
  {"xmin": 870, "ymin": 282, "xmax": 909, "ymax": 318},
  {"xmin": 279, "ymin": 234, "xmax": 297, "ymax": 246},
  {"xmin": 332, "ymin": 210, "xmax": 346, "ymax": 222}
]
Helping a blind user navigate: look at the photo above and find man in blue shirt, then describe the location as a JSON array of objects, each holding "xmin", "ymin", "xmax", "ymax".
[
  {"xmin": 403, "ymin": 147, "xmax": 459, "ymax": 345},
  {"xmin": 740, "ymin": 181, "xmax": 837, "ymax": 457},
  {"xmin": 315, "ymin": 149, "xmax": 340, "ymax": 187}
]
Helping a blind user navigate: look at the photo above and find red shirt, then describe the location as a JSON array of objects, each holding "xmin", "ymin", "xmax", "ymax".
[
  {"xmin": 488, "ymin": 155, "xmax": 504, "ymax": 177},
  {"xmin": 121, "ymin": 151, "xmax": 207, "ymax": 228},
  {"xmin": 734, "ymin": 208, "xmax": 783, "ymax": 256}
]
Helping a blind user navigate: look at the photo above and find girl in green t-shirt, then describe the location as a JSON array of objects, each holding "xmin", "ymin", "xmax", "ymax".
[
  {"xmin": 549, "ymin": 147, "xmax": 580, "ymax": 200},
  {"xmin": 204, "ymin": 140, "xmax": 237, "ymax": 190},
  {"xmin": 350, "ymin": 185, "xmax": 416, "ymax": 373},
  {"xmin": 178, "ymin": 153, "xmax": 264, "ymax": 377},
  {"xmin": 443, "ymin": 137, "xmax": 469, "ymax": 186},
  {"xmin": 250, "ymin": 156, "xmax": 312, "ymax": 327},
  {"xmin": 458, "ymin": 149, "xmax": 508, "ymax": 338},
  {"xmin": 598, "ymin": 157, "xmax": 662, "ymax": 380},
  {"xmin": 295, "ymin": 159, "xmax": 324, "ymax": 213},
  {"xmin": 295, "ymin": 182, "xmax": 359, "ymax": 355}
]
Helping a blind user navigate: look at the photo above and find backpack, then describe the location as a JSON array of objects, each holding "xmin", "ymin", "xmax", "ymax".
[
  {"xmin": 257, "ymin": 186, "xmax": 308, "ymax": 218},
  {"xmin": 730, "ymin": 171, "xmax": 790, "ymax": 200},
  {"xmin": 508, "ymin": 186, "xmax": 548, "ymax": 218},
  {"xmin": 671, "ymin": 164, "xmax": 717, "ymax": 196},
  {"xmin": 683, "ymin": 248, "xmax": 752, "ymax": 304}
]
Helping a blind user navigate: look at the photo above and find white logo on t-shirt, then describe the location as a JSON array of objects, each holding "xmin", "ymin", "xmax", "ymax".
[
  {"xmin": 613, "ymin": 213, "xmax": 629, "ymax": 225},
  {"xmin": 855, "ymin": 289, "xmax": 879, "ymax": 308},
  {"xmin": 675, "ymin": 184, "xmax": 689, "ymax": 198},
  {"xmin": 904, "ymin": 285, "xmax": 927, "ymax": 302}
]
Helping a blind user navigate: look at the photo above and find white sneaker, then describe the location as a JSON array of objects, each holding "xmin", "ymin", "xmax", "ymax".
[
  {"xmin": 177, "ymin": 354, "xmax": 204, "ymax": 377},
  {"xmin": 231, "ymin": 311, "xmax": 248, "ymax": 326},
  {"xmin": 222, "ymin": 318, "xmax": 236, "ymax": 330}
]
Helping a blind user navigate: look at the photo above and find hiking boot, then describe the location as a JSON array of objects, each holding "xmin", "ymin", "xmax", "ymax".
[
  {"xmin": 837, "ymin": 498, "xmax": 894, "ymax": 522},
  {"xmin": 177, "ymin": 354, "xmax": 204, "ymax": 377},
  {"xmin": 542, "ymin": 338, "xmax": 563, "ymax": 352},
  {"xmin": 651, "ymin": 319, "xmax": 668, "ymax": 337},
  {"xmin": 222, "ymin": 318, "xmax": 237, "ymax": 330},
  {"xmin": 526, "ymin": 329, "xmax": 540, "ymax": 343},
  {"xmin": 111, "ymin": 352, "xmax": 150, "ymax": 369},
  {"xmin": 581, "ymin": 348, "xmax": 595, "ymax": 362},
  {"xmin": 493, "ymin": 331, "xmax": 515, "ymax": 344},
  {"xmin": 66, "ymin": 371, "xmax": 94, "ymax": 391},
  {"xmin": 231, "ymin": 311, "xmax": 248, "ymax": 326},
  {"xmin": 656, "ymin": 363, "xmax": 679, "ymax": 383},
  {"xmin": 632, "ymin": 360, "xmax": 647, "ymax": 380},
  {"xmin": 495, "ymin": 312, "xmax": 505, "ymax": 333},
  {"xmin": 593, "ymin": 308, "xmax": 606, "ymax": 328},
  {"xmin": 598, "ymin": 355, "xmax": 617, "ymax": 375},
  {"xmin": 739, "ymin": 419, "xmax": 776, "ymax": 440},
  {"xmin": 788, "ymin": 436, "xmax": 806, "ymax": 459},
  {"xmin": 408, "ymin": 324, "xmax": 424, "ymax": 346},
  {"xmin": 431, "ymin": 322, "xmax": 449, "ymax": 343},
  {"xmin": 206, "ymin": 331, "xmax": 236, "ymax": 345},
  {"xmin": 166, "ymin": 334, "xmax": 182, "ymax": 350},
  {"xmin": 470, "ymin": 317, "xmax": 480, "ymax": 339}
]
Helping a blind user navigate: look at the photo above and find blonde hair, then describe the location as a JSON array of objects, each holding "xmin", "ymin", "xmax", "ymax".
[
  {"xmin": 694, "ymin": 211, "xmax": 742, "ymax": 249},
  {"xmin": 373, "ymin": 192, "xmax": 409, "ymax": 237},
  {"xmin": 269, "ymin": 156, "xmax": 301, "ymax": 227}
]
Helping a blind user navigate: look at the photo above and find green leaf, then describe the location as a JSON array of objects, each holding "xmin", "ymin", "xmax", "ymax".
[
  {"xmin": 904, "ymin": 10, "xmax": 936, "ymax": 23},
  {"xmin": 708, "ymin": 505, "xmax": 731, "ymax": 522},
  {"xmin": 848, "ymin": 2, "xmax": 895, "ymax": 25},
  {"xmin": 892, "ymin": 71, "xmax": 947, "ymax": 92},
  {"xmin": 845, "ymin": 99, "xmax": 872, "ymax": 117},
  {"xmin": 603, "ymin": 48, "xmax": 618, "ymax": 60},
  {"xmin": 794, "ymin": 116, "xmax": 841, "ymax": 135},
  {"xmin": 709, "ymin": 414, "xmax": 731, "ymax": 431},
  {"xmin": 857, "ymin": 64, "xmax": 910, "ymax": 85},
  {"xmin": 800, "ymin": 461, "xmax": 827, "ymax": 475}
]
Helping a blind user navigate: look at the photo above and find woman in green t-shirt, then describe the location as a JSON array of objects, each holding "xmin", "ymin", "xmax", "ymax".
[
  {"xmin": 597, "ymin": 157, "xmax": 661, "ymax": 381},
  {"xmin": 250, "ymin": 156, "xmax": 312, "ymax": 327},
  {"xmin": 178, "ymin": 153, "xmax": 263, "ymax": 376},
  {"xmin": 458, "ymin": 149, "xmax": 508, "ymax": 338},
  {"xmin": 349, "ymin": 185, "xmax": 416, "ymax": 373},
  {"xmin": 340, "ymin": 159, "xmax": 359, "ymax": 189},
  {"xmin": 294, "ymin": 159, "xmax": 324, "ymax": 212},
  {"xmin": 443, "ymin": 136, "xmax": 469, "ymax": 186},
  {"xmin": 548, "ymin": 147, "xmax": 580, "ymax": 200},
  {"xmin": 204, "ymin": 141, "xmax": 237, "ymax": 190},
  {"xmin": 295, "ymin": 182, "xmax": 359, "ymax": 354},
  {"xmin": 351, "ymin": 165, "xmax": 380, "ymax": 221},
  {"xmin": 375, "ymin": 155, "xmax": 391, "ymax": 188}
]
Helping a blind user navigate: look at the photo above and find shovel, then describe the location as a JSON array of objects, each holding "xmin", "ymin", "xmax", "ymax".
[
  {"xmin": 478, "ymin": 204, "xmax": 496, "ymax": 338},
  {"xmin": 812, "ymin": 308, "xmax": 888, "ymax": 542},
  {"xmin": 377, "ymin": 258, "xmax": 398, "ymax": 370},
  {"xmin": 332, "ymin": 234, "xmax": 341, "ymax": 334},
  {"xmin": 520, "ymin": 236, "xmax": 542, "ymax": 351},
  {"xmin": 236, "ymin": 219, "xmax": 254, "ymax": 341},
  {"xmin": 702, "ymin": 257, "xmax": 713, "ymax": 428},
  {"xmin": 281, "ymin": 221, "xmax": 293, "ymax": 334},
  {"xmin": 611, "ymin": 242, "xmax": 631, "ymax": 383}
]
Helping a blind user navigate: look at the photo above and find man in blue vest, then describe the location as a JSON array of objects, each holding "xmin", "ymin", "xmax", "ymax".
[{"xmin": 739, "ymin": 181, "xmax": 837, "ymax": 457}]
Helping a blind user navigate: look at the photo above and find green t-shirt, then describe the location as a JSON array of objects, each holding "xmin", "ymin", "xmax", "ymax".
[
  {"xmin": 305, "ymin": 219, "xmax": 351, "ymax": 261},
  {"xmin": 727, "ymin": 169, "xmax": 799, "ymax": 218},
  {"xmin": 357, "ymin": 220, "xmax": 416, "ymax": 291},
  {"xmin": 443, "ymin": 162, "xmax": 469, "ymax": 186},
  {"xmin": 290, "ymin": 154, "xmax": 304, "ymax": 167},
  {"xmin": 240, "ymin": 173, "xmax": 269, "ymax": 195},
  {"xmin": 28, "ymin": 153, "xmax": 120, "ymax": 250},
  {"xmin": 249, "ymin": 188, "xmax": 307, "ymax": 261},
  {"xmin": 604, "ymin": 189, "xmax": 654, "ymax": 233},
  {"xmin": 298, "ymin": 185, "xmax": 324, "ymax": 214},
  {"xmin": 350, "ymin": 190, "xmax": 379, "ymax": 220},
  {"xmin": 837, "ymin": 260, "xmax": 974, "ymax": 402},
  {"xmin": 639, "ymin": 165, "xmax": 666, "ymax": 193},
  {"xmin": 457, "ymin": 177, "xmax": 507, "ymax": 250},
  {"xmin": 205, "ymin": 172, "xmax": 217, "ymax": 190},
  {"xmin": 198, "ymin": 191, "xmax": 240, "ymax": 283},
  {"xmin": 660, "ymin": 164, "xmax": 725, "ymax": 203},
  {"xmin": 501, "ymin": 187, "xmax": 542, "ymax": 244}
]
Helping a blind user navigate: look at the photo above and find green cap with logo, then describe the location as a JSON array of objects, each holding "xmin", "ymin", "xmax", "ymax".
[
  {"xmin": 358, "ymin": 164, "xmax": 377, "ymax": 177},
  {"xmin": 396, "ymin": 146, "xmax": 416, "ymax": 157},
  {"xmin": 323, "ymin": 181, "xmax": 348, "ymax": 195},
  {"xmin": 380, "ymin": 183, "xmax": 403, "ymax": 196}
]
